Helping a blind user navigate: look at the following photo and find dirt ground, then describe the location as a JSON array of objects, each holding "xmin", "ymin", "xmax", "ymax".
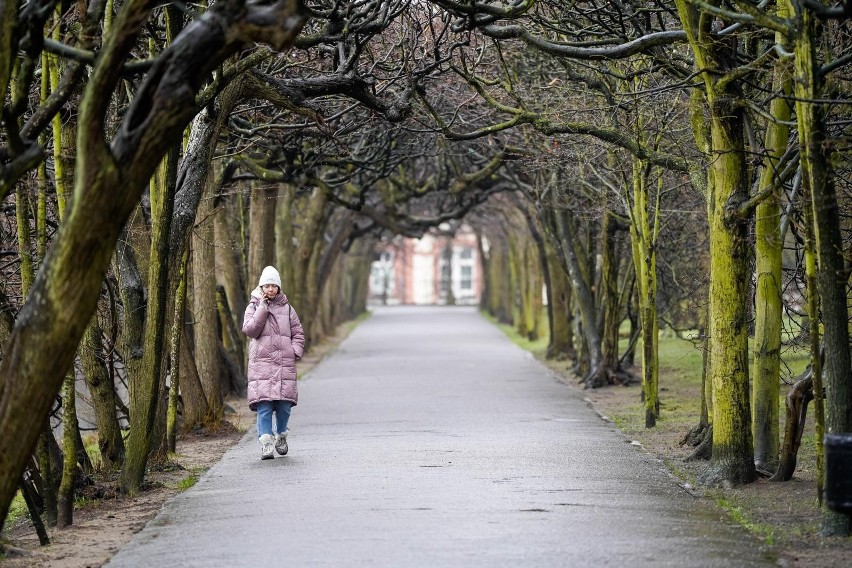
[
  {"xmin": 0, "ymin": 322, "xmax": 352, "ymax": 568},
  {"xmin": 3, "ymin": 319, "xmax": 851, "ymax": 567}
]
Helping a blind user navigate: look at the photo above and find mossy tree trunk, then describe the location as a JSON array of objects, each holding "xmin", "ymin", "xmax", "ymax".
[
  {"xmin": 488, "ymin": 233, "xmax": 513, "ymax": 324},
  {"xmin": 550, "ymin": 207, "xmax": 605, "ymax": 388},
  {"xmin": 289, "ymin": 187, "xmax": 330, "ymax": 344},
  {"xmin": 79, "ymin": 314, "xmax": 125, "ymax": 470},
  {"xmin": 752, "ymin": 38, "xmax": 792, "ymax": 473},
  {"xmin": 545, "ymin": 241, "xmax": 575, "ymax": 360},
  {"xmin": 525, "ymin": 209, "xmax": 551, "ymax": 346},
  {"xmin": 56, "ymin": 371, "xmax": 77, "ymax": 527},
  {"xmin": 801, "ymin": 200, "xmax": 825, "ymax": 495},
  {"xmin": 791, "ymin": 4, "xmax": 851, "ymax": 535},
  {"xmin": 167, "ymin": 249, "xmax": 189, "ymax": 453},
  {"xmin": 314, "ymin": 212, "xmax": 357, "ymax": 339},
  {"xmin": 275, "ymin": 183, "xmax": 297, "ymax": 298},
  {"xmin": 675, "ymin": 0, "xmax": 755, "ymax": 486},
  {"xmin": 600, "ymin": 211, "xmax": 623, "ymax": 375},
  {"xmin": 628, "ymin": 160, "xmax": 661, "ymax": 427},
  {"xmin": 122, "ymin": 145, "xmax": 179, "ymax": 489}
]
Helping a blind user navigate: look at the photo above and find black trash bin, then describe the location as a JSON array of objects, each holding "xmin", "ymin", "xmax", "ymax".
[{"xmin": 825, "ymin": 433, "xmax": 852, "ymax": 514}]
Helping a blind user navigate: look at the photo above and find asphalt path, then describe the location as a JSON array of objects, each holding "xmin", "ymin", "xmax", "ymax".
[{"xmin": 107, "ymin": 306, "xmax": 777, "ymax": 567}]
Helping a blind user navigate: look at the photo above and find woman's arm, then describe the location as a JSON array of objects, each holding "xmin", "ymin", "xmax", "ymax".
[
  {"xmin": 242, "ymin": 298, "xmax": 269, "ymax": 339},
  {"xmin": 289, "ymin": 306, "xmax": 306, "ymax": 359}
]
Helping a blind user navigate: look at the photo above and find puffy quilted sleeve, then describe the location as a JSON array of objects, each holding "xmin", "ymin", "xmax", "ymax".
[
  {"xmin": 242, "ymin": 298, "xmax": 269, "ymax": 339},
  {"xmin": 289, "ymin": 305, "xmax": 306, "ymax": 360}
]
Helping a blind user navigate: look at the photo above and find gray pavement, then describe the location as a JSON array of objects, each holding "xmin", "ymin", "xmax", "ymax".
[{"xmin": 107, "ymin": 306, "xmax": 777, "ymax": 567}]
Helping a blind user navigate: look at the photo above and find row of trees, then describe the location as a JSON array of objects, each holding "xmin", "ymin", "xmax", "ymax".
[
  {"xmin": 454, "ymin": 0, "xmax": 852, "ymax": 535},
  {"xmin": 1, "ymin": 0, "xmax": 850, "ymax": 539}
]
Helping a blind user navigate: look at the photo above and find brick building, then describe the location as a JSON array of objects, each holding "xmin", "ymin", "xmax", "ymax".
[{"xmin": 369, "ymin": 224, "xmax": 483, "ymax": 305}]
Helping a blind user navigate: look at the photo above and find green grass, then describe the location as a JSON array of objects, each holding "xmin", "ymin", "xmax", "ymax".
[
  {"xmin": 715, "ymin": 495, "xmax": 777, "ymax": 546},
  {"xmin": 480, "ymin": 311, "xmax": 549, "ymax": 357},
  {"xmin": 82, "ymin": 433, "xmax": 103, "ymax": 471},
  {"xmin": 168, "ymin": 466, "xmax": 205, "ymax": 492},
  {"xmin": 2, "ymin": 492, "xmax": 27, "ymax": 531},
  {"xmin": 175, "ymin": 474, "xmax": 199, "ymax": 492}
]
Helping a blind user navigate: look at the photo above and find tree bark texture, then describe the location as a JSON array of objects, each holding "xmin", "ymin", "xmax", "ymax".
[
  {"xmin": 80, "ymin": 315, "xmax": 125, "ymax": 470},
  {"xmin": 214, "ymin": 195, "xmax": 247, "ymax": 346},
  {"xmin": 192, "ymin": 182, "xmax": 224, "ymax": 422},
  {"xmin": 552, "ymin": 209, "xmax": 605, "ymax": 388},
  {"xmin": 771, "ymin": 374, "xmax": 813, "ymax": 482},
  {"xmin": 274, "ymin": 183, "xmax": 297, "ymax": 298},
  {"xmin": 791, "ymin": 5, "xmax": 851, "ymax": 536},
  {"xmin": 180, "ymin": 328, "xmax": 210, "ymax": 428},
  {"xmin": 600, "ymin": 212, "xmax": 622, "ymax": 375},
  {"xmin": 545, "ymin": 243, "xmax": 575, "ymax": 360},
  {"xmin": 676, "ymin": 0, "xmax": 756, "ymax": 487},
  {"xmin": 121, "ymin": 142, "xmax": 179, "ymax": 493},
  {"xmin": 248, "ymin": 182, "xmax": 278, "ymax": 287},
  {"xmin": 56, "ymin": 372, "xmax": 77, "ymax": 527},
  {"xmin": 167, "ymin": 250, "xmax": 189, "ymax": 453},
  {"xmin": 752, "ymin": 50, "xmax": 791, "ymax": 472},
  {"xmin": 628, "ymin": 161, "xmax": 660, "ymax": 428}
]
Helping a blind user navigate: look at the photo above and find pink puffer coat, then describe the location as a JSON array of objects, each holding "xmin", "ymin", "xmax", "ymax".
[{"xmin": 242, "ymin": 291, "xmax": 305, "ymax": 411}]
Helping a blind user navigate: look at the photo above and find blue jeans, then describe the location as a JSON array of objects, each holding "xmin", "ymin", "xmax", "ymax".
[{"xmin": 256, "ymin": 400, "xmax": 293, "ymax": 437}]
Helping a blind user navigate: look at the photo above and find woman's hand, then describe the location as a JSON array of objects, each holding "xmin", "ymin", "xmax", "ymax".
[{"xmin": 262, "ymin": 284, "xmax": 279, "ymax": 300}]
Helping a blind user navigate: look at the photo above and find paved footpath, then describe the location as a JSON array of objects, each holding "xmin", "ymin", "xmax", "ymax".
[{"xmin": 108, "ymin": 306, "xmax": 777, "ymax": 568}]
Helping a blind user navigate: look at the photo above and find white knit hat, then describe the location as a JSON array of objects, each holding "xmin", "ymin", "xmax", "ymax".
[{"xmin": 258, "ymin": 266, "xmax": 282, "ymax": 288}]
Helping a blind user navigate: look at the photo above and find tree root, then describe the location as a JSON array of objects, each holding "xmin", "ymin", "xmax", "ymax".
[
  {"xmin": 580, "ymin": 366, "xmax": 637, "ymax": 389},
  {"xmin": 769, "ymin": 371, "xmax": 813, "ymax": 482},
  {"xmin": 683, "ymin": 424, "xmax": 712, "ymax": 461}
]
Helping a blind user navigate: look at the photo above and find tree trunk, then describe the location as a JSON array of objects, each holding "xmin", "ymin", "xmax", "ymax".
[
  {"xmin": 167, "ymin": 249, "xmax": 189, "ymax": 452},
  {"xmin": 180, "ymin": 328, "xmax": 210, "ymax": 428},
  {"xmin": 699, "ymin": 94, "xmax": 755, "ymax": 486},
  {"xmin": 628, "ymin": 161, "xmax": 660, "ymax": 427},
  {"xmin": 552, "ymin": 208, "xmax": 605, "ymax": 387},
  {"xmin": 79, "ymin": 315, "xmax": 125, "ymax": 470},
  {"xmin": 35, "ymin": 421, "xmax": 59, "ymax": 527},
  {"xmin": 247, "ymin": 182, "xmax": 278, "ymax": 287},
  {"xmin": 752, "ymin": 46, "xmax": 791, "ymax": 473},
  {"xmin": 56, "ymin": 372, "xmax": 77, "ymax": 527},
  {"xmin": 675, "ymin": 1, "xmax": 755, "ymax": 487},
  {"xmin": 274, "ymin": 183, "xmax": 296, "ymax": 297},
  {"xmin": 600, "ymin": 212, "xmax": 622, "ymax": 376},
  {"xmin": 545, "ymin": 244, "xmax": 575, "ymax": 360},
  {"xmin": 216, "ymin": 286, "xmax": 246, "ymax": 394},
  {"xmin": 290, "ymin": 188, "xmax": 329, "ymax": 344},
  {"xmin": 192, "ymin": 181, "xmax": 224, "ymax": 421},
  {"xmin": 792, "ymin": 5, "xmax": 851, "ymax": 535},
  {"xmin": 214, "ymin": 194, "xmax": 247, "ymax": 348},
  {"xmin": 771, "ymin": 373, "xmax": 813, "ymax": 482}
]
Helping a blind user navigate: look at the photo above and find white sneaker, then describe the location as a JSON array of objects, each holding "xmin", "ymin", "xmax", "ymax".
[
  {"xmin": 275, "ymin": 431, "xmax": 289, "ymax": 456},
  {"xmin": 259, "ymin": 434, "xmax": 275, "ymax": 460}
]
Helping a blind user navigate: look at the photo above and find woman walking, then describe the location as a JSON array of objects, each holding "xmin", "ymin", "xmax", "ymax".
[{"xmin": 242, "ymin": 266, "xmax": 305, "ymax": 460}]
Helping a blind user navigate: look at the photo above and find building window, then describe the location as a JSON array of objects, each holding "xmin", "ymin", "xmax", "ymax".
[
  {"xmin": 460, "ymin": 266, "xmax": 472, "ymax": 290},
  {"xmin": 440, "ymin": 263, "xmax": 451, "ymax": 293},
  {"xmin": 459, "ymin": 247, "xmax": 473, "ymax": 260}
]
